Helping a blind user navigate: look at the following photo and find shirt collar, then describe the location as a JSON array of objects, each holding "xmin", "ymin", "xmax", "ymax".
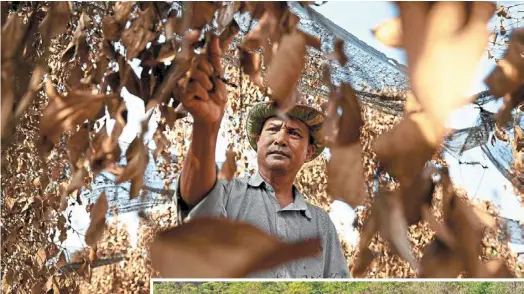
[
  {"xmin": 248, "ymin": 171, "xmax": 312, "ymax": 220},
  {"xmin": 247, "ymin": 171, "xmax": 265, "ymax": 187}
]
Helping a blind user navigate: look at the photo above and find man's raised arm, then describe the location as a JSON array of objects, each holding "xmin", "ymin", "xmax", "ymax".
[{"xmin": 178, "ymin": 32, "xmax": 228, "ymax": 207}]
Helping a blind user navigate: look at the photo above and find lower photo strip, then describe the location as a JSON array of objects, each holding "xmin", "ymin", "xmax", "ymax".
[{"xmin": 151, "ymin": 279, "xmax": 524, "ymax": 294}]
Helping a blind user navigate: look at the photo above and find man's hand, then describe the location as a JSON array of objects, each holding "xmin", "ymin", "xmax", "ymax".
[
  {"xmin": 398, "ymin": 2, "xmax": 495, "ymax": 125},
  {"xmin": 179, "ymin": 31, "xmax": 228, "ymax": 126}
]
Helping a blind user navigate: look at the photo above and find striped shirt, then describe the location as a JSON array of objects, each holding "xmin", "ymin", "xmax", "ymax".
[{"xmin": 175, "ymin": 170, "xmax": 350, "ymax": 278}]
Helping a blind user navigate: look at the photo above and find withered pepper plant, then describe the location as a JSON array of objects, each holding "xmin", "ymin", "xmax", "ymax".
[{"xmin": 1, "ymin": 1, "xmax": 523, "ymax": 293}]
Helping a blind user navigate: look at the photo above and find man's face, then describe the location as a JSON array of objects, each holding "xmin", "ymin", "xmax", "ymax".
[{"xmin": 256, "ymin": 117, "xmax": 316, "ymax": 173}]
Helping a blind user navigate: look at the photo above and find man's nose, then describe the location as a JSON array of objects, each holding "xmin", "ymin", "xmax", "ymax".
[{"xmin": 273, "ymin": 129, "xmax": 288, "ymax": 146}]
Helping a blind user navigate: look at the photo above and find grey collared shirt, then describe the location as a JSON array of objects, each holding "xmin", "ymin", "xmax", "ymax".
[{"xmin": 175, "ymin": 170, "xmax": 350, "ymax": 278}]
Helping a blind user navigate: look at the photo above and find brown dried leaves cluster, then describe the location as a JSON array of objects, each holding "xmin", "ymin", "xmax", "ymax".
[
  {"xmin": 236, "ymin": 2, "xmax": 322, "ymax": 112},
  {"xmin": 485, "ymin": 29, "xmax": 524, "ymax": 126},
  {"xmin": 345, "ymin": 2, "xmax": 518, "ymax": 278},
  {"xmin": 2, "ymin": 2, "xmax": 71, "ymax": 148}
]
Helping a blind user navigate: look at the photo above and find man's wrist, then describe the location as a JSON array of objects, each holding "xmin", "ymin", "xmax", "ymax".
[{"xmin": 193, "ymin": 120, "xmax": 221, "ymax": 133}]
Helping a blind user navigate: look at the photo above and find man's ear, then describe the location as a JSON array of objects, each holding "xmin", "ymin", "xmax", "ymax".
[
  {"xmin": 306, "ymin": 144, "xmax": 316, "ymax": 161},
  {"xmin": 256, "ymin": 136, "xmax": 261, "ymax": 150}
]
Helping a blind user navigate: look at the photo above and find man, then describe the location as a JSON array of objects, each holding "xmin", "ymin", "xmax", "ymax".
[{"xmin": 175, "ymin": 32, "xmax": 349, "ymax": 278}]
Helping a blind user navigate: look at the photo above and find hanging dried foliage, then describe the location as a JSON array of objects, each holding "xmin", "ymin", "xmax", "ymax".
[{"xmin": 1, "ymin": 2, "xmax": 523, "ymax": 293}]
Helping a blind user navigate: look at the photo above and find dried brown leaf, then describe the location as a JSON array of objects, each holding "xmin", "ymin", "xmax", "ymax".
[
  {"xmin": 1, "ymin": 13, "xmax": 30, "ymax": 61},
  {"xmin": 150, "ymin": 217, "xmax": 321, "ymax": 278},
  {"xmin": 496, "ymin": 85, "xmax": 524, "ymax": 126},
  {"xmin": 240, "ymin": 48, "xmax": 263, "ymax": 87},
  {"xmin": 327, "ymin": 143, "xmax": 367, "ymax": 208},
  {"xmin": 216, "ymin": 2, "xmax": 240, "ymax": 30},
  {"xmin": 117, "ymin": 55, "xmax": 144, "ymax": 99},
  {"xmin": 31, "ymin": 282, "xmax": 45, "ymax": 294},
  {"xmin": 116, "ymin": 136, "xmax": 149, "ymax": 198},
  {"xmin": 441, "ymin": 168, "xmax": 484, "ymax": 277},
  {"xmin": 242, "ymin": 2, "xmax": 266, "ymax": 19},
  {"xmin": 88, "ymin": 123, "xmax": 122, "ymax": 176},
  {"xmin": 57, "ymin": 251, "xmax": 67, "ymax": 269},
  {"xmin": 327, "ymin": 39, "xmax": 347, "ymax": 66},
  {"xmin": 67, "ymin": 124, "xmax": 90, "ymax": 173},
  {"xmin": 93, "ymin": 56, "xmax": 110, "ymax": 84},
  {"xmin": 485, "ymin": 28, "xmax": 524, "ymax": 98},
  {"xmin": 372, "ymin": 190, "xmax": 420, "ymax": 274},
  {"xmin": 500, "ymin": 25, "xmax": 507, "ymax": 36},
  {"xmin": 400, "ymin": 164, "xmax": 437, "ymax": 225},
  {"xmin": 1, "ymin": 61, "xmax": 16, "ymax": 143},
  {"xmin": 420, "ymin": 238, "xmax": 464, "ymax": 278},
  {"xmin": 164, "ymin": 12, "xmax": 181, "ymax": 40},
  {"xmin": 64, "ymin": 167, "xmax": 88, "ymax": 197},
  {"xmin": 157, "ymin": 43, "xmax": 178, "ymax": 63},
  {"xmin": 489, "ymin": 31, "xmax": 498, "ymax": 45},
  {"xmin": 320, "ymin": 91, "xmax": 339, "ymax": 145},
  {"xmin": 114, "ymin": 1, "xmax": 136, "ymax": 24},
  {"xmin": 398, "ymin": 1, "xmax": 496, "ymax": 126},
  {"xmin": 89, "ymin": 247, "xmax": 97, "ymax": 263},
  {"xmin": 148, "ymin": 31, "xmax": 197, "ymax": 109},
  {"xmin": 75, "ymin": 259, "xmax": 91, "ymax": 278},
  {"xmin": 495, "ymin": 123, "xmax": 509, "ymax": 142},
  {"xmin": 299, "ymin": 31, "xmax": 321, "ymax": 50},
  {"xmin": 421, "ymin": 205, "xmax": 457, "ymax": 248},
  {"xmin": 475, "ymin": 259, "xmax": 515, "ymax": 278},
  {"xmin": 496, "ymin": 6, "xmax": 510, "ymax": 18},
  {"xmin": 153, "ymin": 127, "xmax": 169, "ymax": 161},
  {"xmin": 65, "ymin": 63, "xmax": 85, "ymax": 90},
  {"xmin": 103, "ymin": 16, "xmax": 121, "ymax": 41},
  {"xmin": 38, "ymin": 2, "xmax": 72, "ymax": 45},
  {"xmin": 373, "ymin": 94, "xmax": 446, "ymax": 187},
  {"xmin": 472, "ymin": 206, "xmax": 497, "ymax": 229},
  {"xmin": 37, "ymin": 247, "xmax": 47, "ymax": 268},
  {"xmin": 191, "ymin": 2, "xmax": 218, "ymax": 29},
  {"xmin": 372, "ymin": 17, "xmax": 403, "ymax": 48},
  {"xmin": 515, "ymin": 124, "xmax": 524, "ymax": 152},
  {"xmin": 85, "ymin": 192, "xmax": 108, "ymax": 247},
  {"xmin": 351, "ymin": 247, "xmax": 374, "ymax": 278},
  {"xmin": 62, "ymin": 12, "xmax": 93, "ymax": 63},
  {"xmin": 40, "ymin": 79, "xmax": 116, "ymax": 144},
  {"xmin": 337, "ymin": 83, "xmax": 364, "ymax": 145},
  {"xmin": 120, "ymin": 6, "xmax": 158, "ymax": 60},
  {"xmin": 59, "ymin": 183, "xmax": 69, "ymax": 212},
  {"xmin": 243, "ymin": 10, "xmax": 278, "ymax": 51},
  {"xmin": 161, "ymin": 104, "xmax": 187, "ymax": 130},
  {"xmin": 219, "ymin": 18, "xmax": 240, "ymax": 51},
  {"xmin": 266, "ymin": 31, "xmax": 307, "ymax": 109}
]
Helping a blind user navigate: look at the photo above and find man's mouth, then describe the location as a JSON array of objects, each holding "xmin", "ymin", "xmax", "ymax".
[{"xmin": 268, "ymin": 150, "xmax": 290, "ymax": 158}]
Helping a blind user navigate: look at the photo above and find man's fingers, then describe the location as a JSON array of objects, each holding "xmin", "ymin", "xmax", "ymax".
[
  {"xmin": 191, "ymin": 69, "xmax": 213, "ymax": 91},
  {"xmin": 198, "ymin": 58, "xmax": 214, "ymax": 76},
  {"xmin": 208, "ymin": 35, "xmax": 222, "ymax": 57},
  {"xmin": 187, "ymin": 81, "xmax": 210, "ymax": 101},
  {"xmin": 208, "ymin": 37, "xmax": 223, "ymax": 76},
  {"xmin": 210, "ymin": 78, "xmax": 227, "ymax": 104}
]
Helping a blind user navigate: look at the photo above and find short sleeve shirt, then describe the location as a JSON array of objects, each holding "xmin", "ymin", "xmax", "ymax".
[{"xmin": 175, "ymin": 170, "xmax": 350, "ymax": 278}]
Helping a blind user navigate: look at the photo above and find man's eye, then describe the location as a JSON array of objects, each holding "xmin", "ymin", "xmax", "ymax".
[{"xmin": 290, "ymin": 130, "xmax": 302, "ymax": 137}]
